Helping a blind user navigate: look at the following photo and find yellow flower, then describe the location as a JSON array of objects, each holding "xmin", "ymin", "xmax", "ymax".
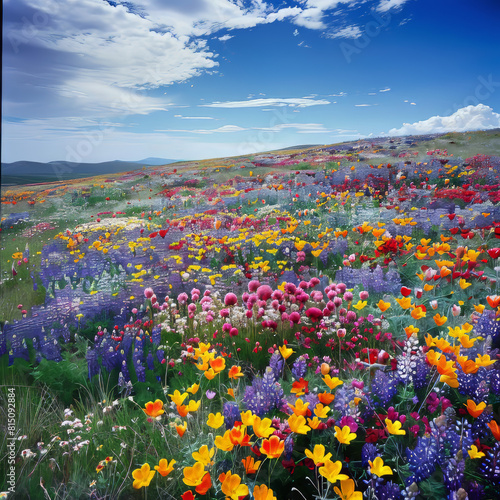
[
  {"xmin": 187, "ymin": 400, "xmax": 201, "ymax": 413},
  {"xmin": 279, "ymin": 344, "xmax": 294, "ymax": 360},
  {"xmin": 385, "ymin": 418, "xmax": 406, "ymax": 435},
  {"xmin": 377, "ymin": 299, "xmax": 391, "ymax": 312},
  {"xmin": 288, "ymin": 398, "xmax": 310, "ymax": 416},
  {"xmin": 410, "ymin": 306, "xmax": 426, "ymax": 320},
  {"xmin": 313, "ymin": 403, "xmax": 330, "ymax": 419},
  {"xmin": 369, "ymin": 457, "xmax": 393, "ymax": 477},
  {"xmin": 318, "ymin": 459, "xmax": 349, "ymax": 484},
  {"xmin": 352, "ymin": 300, "xmax": 367, "ymax": 310},
  {"xmin": 207, "ymin": 412, "xmax": 224, "ymax": 429},
  {"xmin": 132, "ymin": 463, "xmax": 155, "ymax": 489},
  {"xmin": 219, "ymin": 471, "xmax": 249, "ymax": 500},
  {"xmin": 305, "ymin": 444, "xmax": 332, "ymax": 466},
  {"xmin": 459, "ymin": 278, "xmax": 471, "ymax": 289},
  {"xmin": 475, "ymin": 354, "xmax": 496, "ymax": 367},
  {"xmin": 334, "ymin": 425, "xmax": 357, "ymax": 445},
  {"xmin": 214, "ymin": 430, "xmax": 234, "ymax": 451},
  {"xmin": 468, "ymin": 445, "xmax": 485, "ymax": 459},
  {"xmin": 154, "ymin": 458, "xmax": 175, "ymax": 477},
  {"xmin": 192, "ymin": 445, "xmax": 214, "ymax": 466},
  {"xmin": 253, "ymin": 484, "xmax": 277, "ymax": 500},
  {"xmin": 395, "ymin": 296, "xmax": 412, "ymax": 309},
  {"xmin": 323, "ymin": 375, "xmax": 343, "ymax": 390},
  {"xmin": 187, "ymin": 383, "xmax": 199, "ymax": 394},
  {"xmin": 183, "ymin": 462, "xmax": 206, "ymax": 487},
  {"xmin": 240, "ymin": 410, "xmax": 256, "ymax": 427},
  {"xmin": 252, "ymin": 417, "xmax": 275, "ymax": 438},
  {"xmin": 288, "ymin": 414, "xmax": 311, "ymax": 435},
  {"xmin": 168, "ymin": 390, "xmax": 188, "ymax": 406},
  {"xmin": 433, "ymin": 313, "xmax": 447, "ymax": 326},
  {"xmin": 333, "ymin": 478, "xmax": 363, "ymax": 500},
  {"xmin": 307, "ymin": 416, "xmax": 322, "ymax": 429}
]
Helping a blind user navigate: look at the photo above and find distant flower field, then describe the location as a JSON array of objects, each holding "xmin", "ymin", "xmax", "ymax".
[{"xmin": 1, "ymin": 144, "xmax": 500, "ymax": 499}]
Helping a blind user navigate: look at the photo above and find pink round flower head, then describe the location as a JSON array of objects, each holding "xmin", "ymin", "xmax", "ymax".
[
  {"xmin": 333, "ymin": 296, "xmax": 343, "ymax": 308},
  {"xmin": 346, "ymin": 310, "xmax": 357, "ymax": 323},
  {"xmin": 177, "ymin": 292, "xmax": 188, "ymax": 305},
  {"xmin": 309, "ymin": 277, "xmax": 320, "ymax": 287},
  {"xmin": 248, "ymin": 280, "xmax": 261, "ymax": 293},
  {"xmin": 144, "ymin": 288, "xmax": 154, "ymax": 299},
  {"xmin": 285, "ymin": 283, "xmax": 297, "ymax": 294},
  {"xmin": 299, "ymin": 280, "xmax": 309, "ymax": 290},
  {"xmin": 256, "ymin": 285, "xmax": 273, "ymax": 301},
  {"xmin": 289, "ymin": 311, "xmax": 301, "ymax": 324},
  {"xmin": 359, "ymin": 291, "xmax": 369, "ymax": 301},
  {"xmin": 336, "ymin": 283, "xmax": 347, "ymax": 294},
  {"xmin": 224, "ymin": 292, "xmax": 238, "ymax": 306},
  {"xmin": 343, "ymin": 291, "xmax": 353, "ymax": 301},
  {"xmin": 306, "ymin": 307, "xmax": 323, "ymax": 322}
]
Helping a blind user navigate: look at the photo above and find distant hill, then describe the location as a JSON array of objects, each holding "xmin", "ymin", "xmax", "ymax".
[
  {"xmin": 137, "ymin": 157, "xmax": 179, "ymax": 165},
  {"xmin": 0, "ymin": 159, "xmax": 178, "ymax": 185}
]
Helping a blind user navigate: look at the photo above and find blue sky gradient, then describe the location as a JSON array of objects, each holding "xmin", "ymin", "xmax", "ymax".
[{"xmin": 2, "ymin": 0, "xmax": 500, "ymax": 163}]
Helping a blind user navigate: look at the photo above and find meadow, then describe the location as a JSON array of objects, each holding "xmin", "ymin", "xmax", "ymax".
[{"xmin": 1, "ymin": 132, "xmax": 500, "ymax": 499}]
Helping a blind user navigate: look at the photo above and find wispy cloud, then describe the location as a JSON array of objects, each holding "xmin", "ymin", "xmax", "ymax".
[
  {"xmin": 158, "ymin": 122, "xmax": 331, "ymax": 134},
  {"xmin": 376, "ymin": 0, "xmax": 410, "ymax": 13},
  {"xmin": 201, "ymin": 97, "xmax": 331, "ymax": 108},
  {"xmin": 388, "ymin": 104, "xmax": 500, "ymax": 136},
  {"xmin": 218, "ymin": 34, "xmax": 233, "ymax": 41},
  {"xmin": 327, "ymin": 25, "xmax": 362, "ymax": 39},
  {"xmin": 174, "ymin": 115, "xmax": 215, "ymax": 120},
  {"xmin": 379, "ymin": 87, "xmax": 391, "ymax": 92}
]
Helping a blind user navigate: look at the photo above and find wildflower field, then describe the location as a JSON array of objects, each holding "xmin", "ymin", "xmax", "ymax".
[{"xmin": 2, "ymin": 131, "xmax": 500, "ymax": 499}]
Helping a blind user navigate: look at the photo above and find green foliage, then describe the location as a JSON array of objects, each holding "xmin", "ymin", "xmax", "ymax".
[{"xmin": 31, "ymin": 341, "xmax": 90, "ymax": 406}]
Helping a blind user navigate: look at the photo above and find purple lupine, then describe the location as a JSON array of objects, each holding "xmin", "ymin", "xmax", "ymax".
[
  {"xmin": 269, "ymin": 351, "xmax": 284, "ymax": 379},
  {"xmin": 86, "ymin": 348, "xmax": 100, "ymax": 379},
  {"xmin": 291, "ymin": 355, "xmax": 307, "ymax": 380},
  {"xmin": 406, "ymin": 436, "xmax": 438, "ymax": 483},
  {"xmin": 361, "ymin": 443, "xmax": 378, "ymax": 467},
  {"xmin": 152, "ymin": 325, "xmax": 162, "ymax": 345},
  {"xmin": 223, "ymin": 402, "xmax": 240, "ymax": 429},
  {"xmin": 135, "ymin": 359, "xmax": 146, "ymax": 383},
  {"xmin": 371, "ymin": 370, "xmax": 398, "ymax": 407}
]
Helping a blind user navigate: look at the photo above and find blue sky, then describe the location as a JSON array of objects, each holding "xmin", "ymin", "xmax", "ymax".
[{"xmin": 2, "ymin": 0, "xmax": 500, "ymax": 163}]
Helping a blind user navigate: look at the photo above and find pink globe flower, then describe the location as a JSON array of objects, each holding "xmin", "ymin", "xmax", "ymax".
[
  {"xmin": 248, "ymin": 280, "xmax": 261, "ymax": 292},
  {"xmin": 144, "ymin": 288, "xmax": 154, "ymax": 299},
  {"xmin": 224, "ymin": 292, "xmax": 238, "ymax": 306},
  {"xmin": 256, "ymin": 285, "xmax": 273, "ymax": 301}
]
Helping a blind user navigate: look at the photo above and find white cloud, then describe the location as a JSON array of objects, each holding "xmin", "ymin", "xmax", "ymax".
[
  {"xmin": 202, "ymin": 97, "xmax": 331, "ymax": 108},
  {"xmin": 327, "ymin": 25, "xmax": 362, "ymax": 39},
  {"xmin": 159, "ymin": 122, "xmax": 331, "ymax": 134},
  {"xmin": 388, "ymin": 104, "xmax": 500, "ymax": 136},
  {"xmin": 355, "ymin": 104, "xmax": 373, "ymax": 107},
  {"xmin": 218, "ymin": 34, "xmax": 233, "ymax": 41},
  {"xmin": 174, "ymin": 115, "xmax": 215, "ymax": 120},
  {"xmin": 379, "ymin": 87, "xmax": 391, "ymax": 92},
  {"xmin": 293, "ymin": 29, "xmax": 300, "ymax": 36},
  {"xmin": 376, "ymin": 0, "xmax": 410, "ymax": 13}
]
